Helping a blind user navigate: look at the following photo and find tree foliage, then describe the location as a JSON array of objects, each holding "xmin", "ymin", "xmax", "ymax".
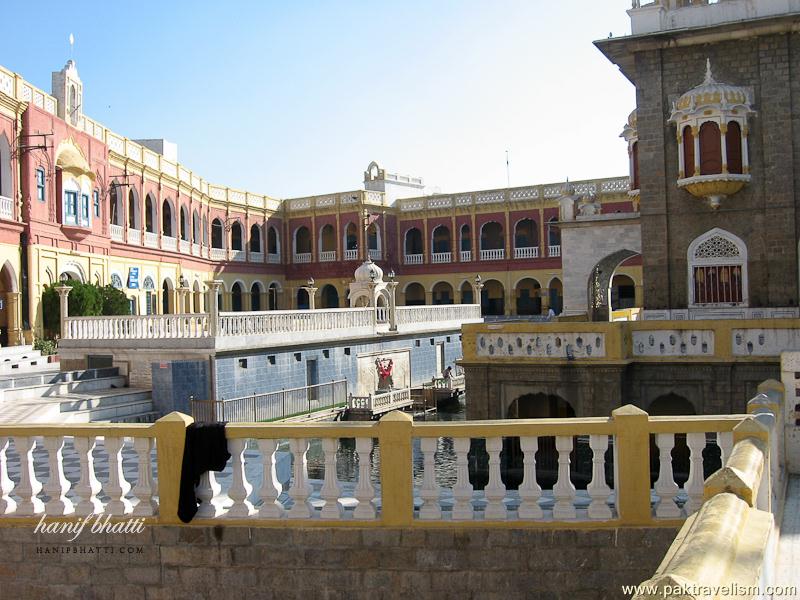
[{"xmin": 42, "ymin": 281, "xmax": 130, "ymax": 338}]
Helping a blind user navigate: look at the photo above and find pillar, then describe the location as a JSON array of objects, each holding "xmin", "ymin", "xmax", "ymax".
[
  {"xmin": 692, "ymin": 125, "xmax": 700, "ymax": 175},
  {"xmin": 55, "ymin": 284, "xmax": 72, "ymax": 339},
  {"xmin": 634, "ymin": 285, "xmax": 644, "ymax": 308},
  {"xmin": 204, "ymin": 280, "xmax": 222, "ymax": 336},
  {"xmin": 540, "ymin": 288, "xmax": 550, "ymax": 316},
  {"xmin": 720, "ymin": 122, "xmax": 729, "ymax": 174},
  {"xmin": 176, "ymin": 287, "xmax": 190, "ymax": 314},
  {"xmin": 5, "ymin": 292, "xmax": 21, "ymax": 346},
  {"xmin": 388, "ymin": 281, "xmax": 398, "ymax": 331}
]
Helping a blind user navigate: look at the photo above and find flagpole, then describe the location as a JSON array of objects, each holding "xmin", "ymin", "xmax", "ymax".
[{"xmin": 505, "ymin": 150, "xmax": 510, "ymax": 188}]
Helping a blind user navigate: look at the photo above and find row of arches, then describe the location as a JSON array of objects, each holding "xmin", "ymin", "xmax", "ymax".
[
  {"xmin": 403, "ymin": 220, "xmax": 561, "ymax": 256},
  {"xmin": 293, "ymin": 223, "xmax": 381, "ymax": 257}
]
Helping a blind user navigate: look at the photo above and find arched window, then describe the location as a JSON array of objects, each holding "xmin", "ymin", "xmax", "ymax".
[
  {"xmin": 726, "ymin": 121, "xmax": 743, "ymax": 175},
  {"xmin": 699, "ymin": 122, "xmax": 722, "ymax": 175},
  {"xmin": 128, "ymin": 189, "xmax": 139, "ymax": 229},
  {"xmin": 268, "ymin": 282, "xmax": 279, "ymax": 310},
  {"xmin": 682, "ymin": 126, "xmax": 695, "ymax": 178},
  {"xmin": 110, "ymin": 184, "xmax": 122, "ymax": 226},
  {"xmin": 432, "ymin": 282, "xmax": 454, "ymax": 305},
  {"xmin": 294, "ymin": 226, "xmax": 311, "ymax": 256},
  {"xmin": 211, "ymin": 218, "xmax": 224, "ymax": 249},
  {"xmin": 404, "ymin": 282, "xmax": 426, "ymax": 306},
  {"xmin": 404, "ymin": 228, "xmax": 423, "ymax": 261},
  {"xmin": 250, "ymin": 282, "xmax": 263, "ymax": 311},
  {"xmin": 547, "ymin": 217, "xmax": 560, "ymax": 248},
  {"xmin": 431, "ymin": 226, "xmax": 451, "ymax": 254},
  {"xmin": 514, "ymin": 219, "xmax": 538, "ymax": 249},
  {"xmin": 231, "ymin": 282, "xmax": 243, "ymax": 312},
  {"xmin": 202, "ymin": 215, "xmax": 209, "ymax": 246},
  {"xmin": 367, "ymin": 223, "xmax": 380, "ymax": 255},
  {"xmin": 267, "ymin": 226, "xmax": 279, "ymax": 255},
  {"xmin": 319, "ymin": 224, "xmax": 336, "ymax": 255},
  {"xmin": 193, "ymin": 210, "xmax": 200, "ymax": 243},
  {"xmin": 180, "ymin": 205, "xmax": 189, "ymax": 241},
  {"xmin": 0, "ymin": 134, "xmax": 11, "ymax": 199},
  {"xmin": 515, "ymin": 278, "xmax": 542, "ymax": 315},
  {"xmin": 688, "ymin": 229, "xmax": 747, "ymax": 307},
  {"xmin": 344, "ymin": 223, "xmax": 358, "ymax": 251},
  {"xmin": 110, "ymin": 273, "xmax": 123, "ymax": 289},
  {"xmin": 145, "ymin": 194, "xmax": 156, "ymax": 233},
  {"xmin": 320, "ymin": 284, "xmax": 339, "ymax": 309},
  {"xmin": 162, "ymin": 200, "xmax": 174, "ymax": 237},
  {"xmin": 250, "ymin": 224, "xmax": 262, "ymax": 253},
  {"xmin": 480, "ymin": 222, "xmax": 504, "ymax": 256},
  {"xmin": 231, "ymin": 221, "xmax": 243, "ymax": 251},
  {"xmin": 460, "ymin": 224, "xmax": 471, "ymax": 252}
]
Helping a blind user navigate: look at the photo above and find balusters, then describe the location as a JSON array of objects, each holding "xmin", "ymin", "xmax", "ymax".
[
  {"xmin": 552, "ymin": 436, "xmax": 576, "ymax": 519},
  {"xmin": 717, "ymin": 431, "xmax": 734, "ymax": 465},
  {"xmin": 353, "ymin": 438, "xmax": 376, "ymax": 520},
  {"xmin": 0, "ymin": 437, "xmax": 16, "ymax": 515},
  {"xmin": 319, "ymin": 438, "xmax": 342, "ymax": 519},
  {"xmin": 451, "ymin": 437, "xmax": 474, "ymax": 520},
  {"xmin": 684, "ymin": 433, "xmax": 706, "ymax": 515},
  {"xmin": 483, "ymin": 437, "xmax": 507, "ymax": 520},
  {"xmin": 256, "ymin": 439, "xmax": 285, "ymax": 518},
  {"xmin": 418, "ymin": 437, "xmax": 441, "ymax": 520},
  {"xmin": 517, "ymin": 436, "xmax": 542, "ymax": 519},
  {"xmin": 43, "ymin": 436, "xmax": 74, "ymax": 515},
  {"xmin": 104, "ymin": 437, "xmax": 133, "ymax": 515},
  {"xmin": 654, "ymin": 433, "xmax": 680, "ymax": 518},
  {"xmin": 131, "ymin": 438, "xmax": 157, "ymax": 517},
  {"xmin": 196, "ymin": 472, "xmax": 223, "ymax": 518},
  {"xmin": 13, "ymin": 436, "xmax": 43, "ymax": 515},
  {"xmin": 226, "ymin": 438, "xmax": 255, "ymax": 517},
  {"xmin": 287, "ymin": 438, "xmax": 313, "ymax": 518},
  {"xmin": 587, "ymin": 435, "xmax": 612, "ymax": 519}
]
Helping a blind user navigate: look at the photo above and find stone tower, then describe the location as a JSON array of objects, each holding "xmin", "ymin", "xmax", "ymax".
[{"xmin": 51, "ymin": 60, "xmax": 83, "ymax": 127}]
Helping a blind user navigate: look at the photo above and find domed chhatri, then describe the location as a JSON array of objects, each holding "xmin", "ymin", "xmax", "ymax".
[
  {"xmin": 353, "ymin": 258, "xmax": 384, "ymax": 283},
  {"xmin": 668, "ymin": 60, "xmax": 755, "ymax": 209}
]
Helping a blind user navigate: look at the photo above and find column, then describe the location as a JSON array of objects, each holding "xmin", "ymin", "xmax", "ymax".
[
  {"xmin": 634, "ymin": 285, "xmax": 644, "ymax": 308},
  {"xmin": 388, "ymin": 281, "xmax": 398, "ymax": 331},
  {"xmin": 742, "ymin": 125, "xmax": 750, "ymax": 174},
  {"xmin": 55, "ymin": 284, "xmax": 72, "ymax": 339},
  {"xmin": 540, "ymin": 288, "xmax": 550, "ymax": 316},
  {"xmin": 720, "ymin": 122, "xmax": 728, "ymax": 174},
  {"xmin": 307, "ymin": 286, "xmax": 317, "ymax": 310},
  {"xmin": 5, "ymin": 292, "xmax": 21, "ymax": 346},
  {"xmin": 692, "ymin": 126, "xmax": 700, "ymax": 175},
  {"xmin": 176, "ymin": 287, "xmax": 189, "ymax": 314},
  {"xmin": 204, "ymin": 280, "xmax": 222, "ymax": 336},
  {"xmin": 677, "ymin": 132, "xmax": 685, "ymax": 178}
]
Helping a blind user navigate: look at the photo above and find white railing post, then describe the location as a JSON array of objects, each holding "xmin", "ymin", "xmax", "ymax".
[
  {"xmin": 55, "ymin": 284, "xmax": 72, "ymax": 339},
  {"xmin": 205, "ymin": 280, "xmax": 222, "ymax": 337}
]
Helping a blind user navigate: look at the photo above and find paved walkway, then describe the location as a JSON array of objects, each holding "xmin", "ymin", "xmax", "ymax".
[{"xmin": 776, "ymin": 475, "xmax": 800, "ymax": 591}]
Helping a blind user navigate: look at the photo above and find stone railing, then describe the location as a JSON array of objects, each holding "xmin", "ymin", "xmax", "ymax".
[
  {"xmin": 0, "ymin": 404, "xmax": 768, "ymax": 527},
  {"xmin": 548, "ymin": 244, "xmax": 561, "ymax": 257},
  {"xmin": 431, "ymin": 252, "xmax": 451, "ymax": 264},
  {"xmin": 161, "ymin": 235, "xmax": 177, "ymax": 252},
  {"xmin": 396, "ymin": 304, "xmax": 482, "ymax": 328},
  {"xmin": 218, "ymin": 307, "xmax": 373, "ymax": 338},
  {"xmin": 248, "ymin": 251, "xmax": 263, "ymax": 263},
  {"xmin": 368, "ymin": 249, "xmax": 381, "ymax": 261},
  {"xmin": 110, "ymin": 224, "xmax": 124, "ymax": 242},
  {"xmin": 126, "ymin": 228, "xmax": 141, "ymax": 246},
  {"xmin": 65, "ymin": 314, "xmax": 210, "ymax": 340},
  {"xmin": 514, "ymin": 246, "xmax": 539, "ymax": 259},
  {"xmin": 404, "ymin": 253, "xmax": 423, "ymax": 265},
  {"xmin": 319, "ymin": 250, "xmax": 336, "ymax": 262},
  {"xmin": 480, "ymin": 248, "xmax": 504, "ymax": 261},
  {"xmin": 460, "ymin": 250, "xmax": 472, "ymax": 262},
  {"xmin": 143, "ymin": 231, "xmax": 158, "ymax": 248},
  {"xmin": 210, "ymin": 247, "xmax": 227, "ymax": 261},
  {"xmin": 179, "ymin": 239, "xmax": 190, "ymax": 254},
  {"xmin": 293, "ymin": 252, "xmax": 311, "ymax": 264},
  {"xmin": 267, "ymin": 253, "xmax": 281, "ymax": 264},
  {"xmin": 344, "ymin": 249, "xmax": 358, "ymax": 260},
  {"xmin": 347, "ymin": 388, "xmax": 413, "ymax": 415},
  {"xmin": 231, "ymin": 250, "xmax": 246, "ymax": 262},
  {"xmin": 0, "ymin": 195, "xmax": 13, "ymax": 220}
]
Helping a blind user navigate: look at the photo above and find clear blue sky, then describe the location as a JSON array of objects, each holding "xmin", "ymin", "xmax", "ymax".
[{"xmin": 1, "ymin": 0, "xmax": 635, "ymax": 198}]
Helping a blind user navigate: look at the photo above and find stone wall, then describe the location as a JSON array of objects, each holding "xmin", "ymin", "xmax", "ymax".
[{"xmin": 0, "ymin": 524, "xmax": 678, "ymax": 600}]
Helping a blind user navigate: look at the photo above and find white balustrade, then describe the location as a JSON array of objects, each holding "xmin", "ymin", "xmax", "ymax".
[
  {"xmin": 132, "ymin": 437, "xmax": 157, "ymax": 517},
  {"xmin": 344, "ymin": 249, "xmax": 358, "ymax": 260},
  {"xmin": 73, "ymin": 437, "xmax": 102, "ymax": 516},
  {"xmin": 293, "ymin": 252, "xmax": 311, "ymax": 264},
  {"xmin": 249, "ymin": 251, "xmax": 264, "ymax": 263},
  {"xmin": 210, "ymin": 247, "xmax": 227, "ymax": 261},
  {"xmin": 231, "ymin": 250, "xmax": 246, "ymax": 262},
  {"xmin": 226, "ymin": 438, "xmax": 255, "ymax": 517},
  {"xmin": 268, "ymin": 253, "xmax": 281, "ymax": 264},
  {"xmin": 195, "ymin": 472, "xmax": 223, "ymax": 518},
  {"xmin": 376, "ymin": 306, "xmax": 388, "ymax": 324},
  {"xmin": 548, "ymin": 245, "xmax": 561, "ymax": 257},
  {"xmin": 552, "ymin": 436, "xmax": 577, "ymax": 519},
  {"xmin": 319, "ymin": 250, "xmax": 336, "ymax": 262},
  {"xmin": 517, "ymin": 437, "xmax": 542, "ymax": 519},
  {"xmin": 162, "ymin": 235, "xmax": 178, "ymax": 252},
  {"xmin": 586, "ymin": 435, "xmax": 612, "ymax": 519},
  {"xmin": 404, "ymin": 253, "xmax": 423, "ymax": 265},
  {"xmin": 431, "ymin": 252, "xmax": 452, "ymax": 264},
  {"xmin": 717, "ymin": 431, "xmax": 734, "ymax": 464},
  {"xmin": 683, "ymin": 433, "xmax": 706, "ymax": 515},
  {"xmin": 128, "ymin": 228, "xmax": 142, "ymax": 246},
  {"xmin": 104, "ymin": 437, "xmax": 132, "ymax": 515},
  {"xmin": 514, "ymin": 246, "xmax": 540, "ymax": 259},
  {"xmin": 353, "ymin": 438, "xmax": 376, "ymax": 519},
  {"xmin": 66, "ymin": 314, "xmax": 209, "ymax": 340},
  {"xmin": 179, "ymin": 239, "xmax": 190, "ymax": 254},
  {"xmin": 192, "ymin": 243, "xmax": 201, "ymax": 256},
  {"xmin": 480, "ymin": 248, "xmax": 505, "ymax": 261},
  {"xmin": 256, "ymin": 439, "xmax": 284, "ymax": 518},
  {"xmin": 395, "ymin": 304, "xmax": 482, "ymax": 326},
  {"xmin": 0, "ymin": 195, "xmax": 13, "ymax": 220},
  {"xmin": 43, "ymin": 436, "xmax": 74, "ymax": 515},
  {"xmin": 460, "ymin": 250, "xmax": 472, "ymax": 262},
  {"xmin": 143, "ymin": 231, "xmax": 158, "ymax": 248},
  {"xmin": 654, "ymin": 434, "xmax": 681, "ymax": 518},
  {"xmin": 0, "ymin": 438, "xmax": 16, "ymax": 515},
  {"xmin": 319, "ymin": 438, "xmax": 342, "ymax": 519},
  {"xmin": 110, "ymin": 224, "xmax": 124, "ymax": 242},
  {"xmin": 451, "ymin": 437, "xmax": 473, "ymax": 520},
  {"xmin": 287, "ymin": 438, "xmax": 312, "ymax": 518},
  {"xmin": 418, "ymin": 437, "xmax": 441, "ymax": 520},
  {"xmin": 483, "ymin": 437, "xmax": 507, "ymax": 520},
  {"xmin": 13, "ymin": 436, "xmax": 43, "ymax": 515},
  {"xmin": 368, "ymin": 249, "xmax": 381, "ymax": 261},
  {"xmin": 218, "ymin": 308, "xmax": 373, "ymax": 338}
]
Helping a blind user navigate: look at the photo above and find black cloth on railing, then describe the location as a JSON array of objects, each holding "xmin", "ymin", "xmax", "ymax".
[{"xmin": 178, "ymin": 422, "xmax": 231, "ymax": 523}]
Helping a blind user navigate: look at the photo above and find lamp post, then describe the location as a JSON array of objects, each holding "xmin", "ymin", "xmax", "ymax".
[
  {"xmin": 302, "ymin": 276, "xmax": 317, "ymax": 310},
  {"xmin": 55, "ymin": 274, "xmax": 72, "ymax": 339},
  {"xmin": 387, "ymin": 269, "xmax": 398, "ymax": 331}
]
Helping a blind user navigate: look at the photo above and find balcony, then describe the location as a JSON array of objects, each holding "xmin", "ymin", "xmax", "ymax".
[
  {"xmin": 319, "ymin": 251, "xmax": 336, "ymax": 262},
  {"xmin": 460, "ymin": 250, "xmax": 471, "ymax": 262},
  {"xmin": 368, "ymin": 249, "xmax": 381, "ymax": 261},
  {"xmin": 404, "ymin": 254, "xmax": 423, "ymax": 265},
  {"xmin": 249, "ymin": 251, "xmax": 264, "ymax": 263},
  {"xmin": 294, "ymin": 253, "xmax": 312, "ymax": 264},
  {"xmin": 127, "ymin": 229, "xmax": 141, "ymax": 246},
  {"xmin": 549, "ymin": 245, "xmax": 561, "ymax": 257},
  {"xmin": 0, "ymin": 195, "xmax": 13, "ymax": 220},
  {"xmin": 210, "ymin": 247, "xmax": 227, "ymax": 261},
  {"xmin": 192, "ymin": 243, "xmax": 201, "ymax": 256},
  {"xmin": 431, "ymin": 252, "xmax": 452, "ymax": 264},
  {"xmin": 268, "ymin": 253, "xmax": 281, "ymax": 264},
  {"xmin": 143, "ymin": 231, "xmax": 158, "ymax": 248},
  {"xmin": 110, "ymin": 224, "xmax": 124, "ymax": 242},
  {"xmin": 514, "ymin": 246, "xmax": 539, "ymax": 259},
  {"xmin": 231, "ymin": 250, "xmax": 246, "ymax": 262},
  {"xmin": 344, "ymin": 249, "xmax": 358, "ymax": 260},
  {"xmin": 179, "ymin": 239, "xmax": 190, "ymax": 254},
  {"xmin": 162, "ymin": 236, "xmax": 177, "ymax": 252},
  {"xmin": 480, "ymin": 248, "xmax": 504, "ymax": 261}
]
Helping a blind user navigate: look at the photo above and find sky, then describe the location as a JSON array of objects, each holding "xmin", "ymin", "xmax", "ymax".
[{"xmin": 0, "ymin": 0, "xmax": 636, "ymax": 199}]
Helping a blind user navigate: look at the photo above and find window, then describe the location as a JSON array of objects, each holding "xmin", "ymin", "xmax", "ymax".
[
  {"xmin": 93, "ymin": 190, "xmax": 100, "ymax": 217},
  {"xmin": 688, "ymin": 229, "xmax": 747, "ymax": 307},
  {"xmin": 64, "ymin": 191, "xmax": 78, "ymax": 224},
  {"xmin": 36, "ymin": 169, "xmax": 46, "ymax": 202},
  {"xmin": 81, "ymin": 194, "xmax": 90, "ymax": 227}
]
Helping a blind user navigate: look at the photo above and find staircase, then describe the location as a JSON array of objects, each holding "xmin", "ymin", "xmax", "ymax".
[
  {"xmin": 0, "ymin": 345, "xmax": 51, "ymax": 374},
  {"xmin": 0, "ymin": 356, "xmax": 157, "ymax": 424}
]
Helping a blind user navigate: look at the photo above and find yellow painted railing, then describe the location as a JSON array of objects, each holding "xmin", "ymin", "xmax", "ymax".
[{"xmin": 0, "ymin": 403, "xmax": 767, "ymax": 528}]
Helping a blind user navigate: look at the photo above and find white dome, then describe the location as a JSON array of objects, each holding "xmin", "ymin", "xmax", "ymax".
[
  {"xmin": 354, "ymin": 259, "xmax": 383, "ymax": 283},
  {"xmin": 672, "ymin": 60, "xmax": 751, "ymax": 116}
]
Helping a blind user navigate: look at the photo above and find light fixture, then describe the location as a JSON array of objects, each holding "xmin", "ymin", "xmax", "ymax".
[
  {"xmin": 60, "ymin": 273, "xmax": 69, "ymax": 283},
  {"xmin": 307, "ymin": 276, "xmax": 315, "ymax": 287},
  {"xmin": 387, "ymin": 269, "xmax": 395, "ymax": 281},
  {"xmin": 474, "ymin": 274, "xmax": 482, "ymax": 285},
  {"xmin": 369, "ymin": 270, "xmax": 377, "ymax": 283},
  {"xmin": 179, "ymin": 275, "xmax": 188, "ymax": 288}
]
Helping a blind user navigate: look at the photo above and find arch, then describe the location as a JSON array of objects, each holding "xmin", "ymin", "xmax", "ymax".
[
  {"xmin": 319, "ymin": 284, "xmax": 340, "ymax": 309},
  {"xmin": 431, "ymin": 281, "xmax": 454, "ymax": 305},
  {"xmin": 142, "ymin": 275, "xmax": 155, "ymax": 290},
  {"xmin": 250, "ymin": 281, "xmax": 264, "ymax": 311},
  {"xmin": 508, "ymin": 393, "xmax": 575, "ymax": 419},
  {"xmin": 109, "ymin": 183, "xmax": 123, "ymax": 227},
  {"xmin": 250, "ymin": 223, "xmax": 262, "ymax": 253},
  {"xmin": 682, "ymin": 125, "xmax": 695, "ymax": 178},
  {"xmin": 513, "ymin": 218, "xmax": 538, "ymax": 249},
  {"xmin": 548, "ymin": 277, "xmax": 563, "ymax": 315},
  {"xmin": 294, "ymin": 226, "xmax": 312, "ymax": 254},
  {"xmin": 180, "ymin": 205, "xmax": 190, "ymax": 241},
  {"xmin": 60, "ymin": 262, "xmax": 86, "ymax": 283},
  {"xmin": 480, "ymin": 221, "xmax": 504, "ymax": 251},
  {"xmin": 128, "ymin": 188, "xmax": 140, "ymax": 230},
  {"xmin": 267, "ymin": 225, "xmax": 280, "ymax": 255},
  {"xmin": 344, "ymin": 222, "xmax": 358, "ymax": 252},
  {"xmin": 192, "ymin": 210, "xmax": 201, "ymax": 243},
  {"xmin": 587, "ymin": 249, "xmax": 640, "ymax": 321},
  {"xmin": 231, "ymin": 281, "xmax": 243, "ymax": 312},
  {"xmin": 367, "ymin": 222, "xmax": 381, "ymax": 255},
  {"xmin": 699, "ymin": 121, "xmax": 722, "ymax": 175},
  {"xmin": 687, "ymin": 228, "xmax": 747, "ymax": 307},
  {"xmin": 161, "ymin": 278, "xmax": 174, "ymax": 314},
  {"xmin": 0, "ymin": 261, "xmax": 18, "ymax": 293},
  {"xmin": 459, "ymin": 224, "xmax": 471, "ymax": 252},
  {"xmin": 268, "ymin": 281, "xmax": 280, "ymax": 310},
  {"xmin": 0, "ymin": 133, "xmax": 11, "ymax": 199},
  {"xmin": 481, "ymin": 279, "xmax": 505, "ymax": 316},
  {"xmin": 726, "ymin": 121, "xmax": 743, "ymax": 174},
  {"xmin": 610, "ymin": 274, "xmax": 636, "ymax": 310},
  {"xmin": 110, "ymin": 273, "xmax": 123, "ymax": 289},
  {"xmin": 162, "ymin": 198, "xmax": 175, "ymax": 237},
  {"xmin": 211, "ymin": 218, "xmax": 224, "ymax": 249},
  {"xmin": 404, "ymin": 227, "xmax": 423, "ymax": 256},
  {"xmin": 431, "ymin": 225, "xmax": 451, "ymax": 254},
  {"xmin": 296, "ymin": 287, "xmax": 310, "ymax": 310},
  {"xmin": 319, "ymin": 224, "xmax": 336, "ymax": 254},
  {"xmin": 403, "ymin": 282, "xmax": 426, "ymax": 306},
  {"xmin": 547, "ymin": 217, "xmax": 561, "ymax": 247},
  {"xmin": 144, "ymin": 193, "xmax": 157, "ymax": 233},
  {"xmin": 230, "ymin": 221, "xmax": 243, "ymax": 251},
  {"xmin": 459, "ymin": 280, "xmax": 474, "ymax": 304},
  {"xmin": 514, "ymin": 277, "xmax": 542, "ymax": 315}
]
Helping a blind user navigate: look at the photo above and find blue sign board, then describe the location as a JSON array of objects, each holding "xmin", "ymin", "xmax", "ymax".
[{"xmin": 128, "ymin": 267, "xmax": 139, "ymax": 289}]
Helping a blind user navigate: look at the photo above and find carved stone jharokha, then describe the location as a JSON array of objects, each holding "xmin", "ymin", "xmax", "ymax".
[{"xmin": 668, "ymin": 60, "xmax": 755, "ymax": 209}]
